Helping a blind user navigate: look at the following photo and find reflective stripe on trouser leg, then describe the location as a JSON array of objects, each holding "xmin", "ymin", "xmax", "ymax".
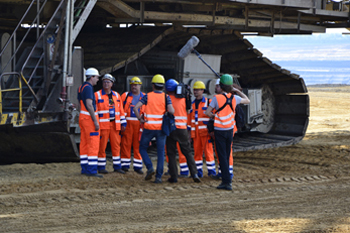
[
  {"xmin": 86, "ymin": 132, "xmax": 100, "ymax": 175},
  {"xmin": 178, "ymin": 143, "xmax": 188, "ymax": 175},
  {"xmin": 98, "ymin": 128, "xmax": 111, "ymax": 161},
  {"xmin": 133, "ymin": 158, "xmax": 143, "ymax": 170},
  {"xmin": 203, "ymin": 136, "xmax": 216, "ymax": 176},
  {"xmin": 179, "ymin": 162, "xmax": 189, "ymax": 176},
  {"xmin": 215, "ymin": 142, "xmax": 233, "ymax": 178},
  {"xmin": 109, "ymin": 121, "xmax": 122, "ymax": 170},
  {"xmin": 195, "ymin": 160, "xmax": 203, "ymax": 177},
  {"xmin": 98, "ymin": 157, "xmax": 106, "ymax": 171},
  {"xmin": 121, "ymin": 158, "xmax": 131, "ymax": 169},
  {"xmin": 79, "ymin": 118, "xmax": 89, "ymax": 174},
  {"xmin": 193, "ymin": 136, "xmax": 206, "ymax": 177},
  {"xmin": 121, "ymin": 120, "xmax": 143, "ymax": 169},
  {"xmin": 80, "ymin": 118, "xmax": 100, "ymax": 175},
  {"xmin": 80, "ymin": 154, "xmax": 88, "ymax": 174}
]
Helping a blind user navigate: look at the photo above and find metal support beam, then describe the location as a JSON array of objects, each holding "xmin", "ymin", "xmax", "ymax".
[
  {"xmin": 140, "ymin": 1, "xmax": 145, "ymax": 23},
  {"xmin": 245, "ymin": 6, "xmax": 249, "ymax": 30},
  {"xmin": 297, "ymin": 12, "xmax": 301, "ymax": 32}
]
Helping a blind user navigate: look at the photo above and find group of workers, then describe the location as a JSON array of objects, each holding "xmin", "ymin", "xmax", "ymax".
[{"xmin": 78, "ymin": 67, "xmax": 250, "ymax": 191}]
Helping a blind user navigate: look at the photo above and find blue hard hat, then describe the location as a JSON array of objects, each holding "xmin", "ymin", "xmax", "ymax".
[{"xmin": 165, "ymin": 79, "xmax": 179, "ymax": 92}]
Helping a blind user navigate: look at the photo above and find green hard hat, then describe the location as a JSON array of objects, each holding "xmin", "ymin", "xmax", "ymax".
[{"xmin": 220, "ymin": 74, "xmax": 233, "ymax": 85}]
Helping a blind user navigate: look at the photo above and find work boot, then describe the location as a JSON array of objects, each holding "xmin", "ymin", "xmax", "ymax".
[
  {"xmin": 135, "ymin": 169, "xmax": 144, "ymax": 175},
  {"xmin": 86, "ymin": 173, "xmax": 103, "ymax": 178},
  {"xmin": 211, "ymin": 174, "xmax": 222, "ymax": 180},
  {"xmin": 167, "ymin": 177, "xmax": 178, "ymax": 183},
  {"xmin": 145, "ymin": 168, "xmax": 155, "ymax": 180},
  {"xmin": 192, "ymin": 174, "xmax": 201, "ymax": 183},
  {"xmin": 122, "ymin": 167, "xmax": 129, "ymax": 172},
  {"xmin": 154, "ymin": 177, "xmax": 162, "ymax": 184},
  {"xmin": 98, "ymin": 169, "xmax": 108, "ymax": 174},
  {"xmin": 216, "ymin": 182, "xmax": 232, "ymax": 191},
  {"xmin": 114, "ymin": 169, "xmax": 126, "ymax": 174}
]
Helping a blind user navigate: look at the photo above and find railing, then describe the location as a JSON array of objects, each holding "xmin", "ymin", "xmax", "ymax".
[
  {"xmin": 0, "ymin": 72, "xmax": 22, "ymax": 114},
  {"xmin": 0, "ymin": 0, "xmax": 48, "ymax": 74},
  {"xmin": 0, "ymin": 72, "xmax": 40, "ymax": 114}
]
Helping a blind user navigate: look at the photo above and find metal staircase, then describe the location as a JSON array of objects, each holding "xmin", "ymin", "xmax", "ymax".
[{"xmin": 0, "ymin": 0, "xmax": 97, "ymax": 115}]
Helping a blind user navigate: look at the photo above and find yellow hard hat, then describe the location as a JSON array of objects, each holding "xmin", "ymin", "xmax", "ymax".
[
  {"xmin": 130, "ymin": 76, "xmax": 142, "ymax": 85},
  {"xmin": 151, "ymin": 74, "xmax": 165, "ymax": 84},
  {"xmin": 193, "ymin": 81, "xmax": 206, "ymax": 90}
]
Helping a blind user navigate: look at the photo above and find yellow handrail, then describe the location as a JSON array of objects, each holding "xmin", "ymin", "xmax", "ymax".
[{"xmin": 0, "ymin": 72, "xmax": 22, "ymax": 114}]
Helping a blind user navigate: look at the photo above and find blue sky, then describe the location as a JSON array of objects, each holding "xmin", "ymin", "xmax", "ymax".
[{"xmin": 246, "ymin": 29, "xmax": 350, "ymax": 85}]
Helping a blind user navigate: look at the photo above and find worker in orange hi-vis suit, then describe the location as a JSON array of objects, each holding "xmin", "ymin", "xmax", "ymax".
[
  {"xmin": 77, "ymin": 67, "xmax": 102, "ymax": 178},
  {"xmin": 165, "ymin": 142, "xmax": 189, "ymax": 177},
  {"xmin": 120, "ymin": 77, "xmax": 145, "ymax": 174},
  {"xmin": 188, "ymin": 81, "xmax": 217, "ymax": 178},
  {"xmin": 95, "ymin": 74, "xmax": 127, "ymax": 174},
  {"xmin": 212, "ymin": 78, "xmax": 234, "ymax": 180}
]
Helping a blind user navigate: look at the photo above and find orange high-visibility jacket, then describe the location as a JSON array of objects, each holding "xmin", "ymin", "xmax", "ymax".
[
  {"xmin": 169, "ymin": 95, "xmax": 187, "ymax": 129},
  {"xmin": 188, "ymin": 96, "xmax": 211, "ymax": 138},
  {"xmin": 144, "ymin": 92, "xmax": 166, "ymax": 130},
  {"xmin": 121, "ymin": 91, "xmax": 145, "ymax": 121},
  {"xmin": 78, "ymin": 82, "xmax": 98, "ymax": 120},
  {"xmin": 95, "ymin": 89, "xmax": 126, "ymax": 130},
  {"xmin": 214, "ymin": 93, "xmax": 236, "ymax": 130}
]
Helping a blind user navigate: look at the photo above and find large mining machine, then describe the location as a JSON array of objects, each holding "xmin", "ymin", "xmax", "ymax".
[{"xmin": 0, "ymin": 0, "xmax": 349, "ymax": 164}]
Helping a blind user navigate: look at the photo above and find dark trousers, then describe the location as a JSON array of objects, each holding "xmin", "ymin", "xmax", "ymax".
[
  {"xmin": 214, "ymin": 129, "xmax": 233, "ymax": 185},
  {"xmin": 166, "ymin": 128, "xmax": 197, "ymax": 179}
]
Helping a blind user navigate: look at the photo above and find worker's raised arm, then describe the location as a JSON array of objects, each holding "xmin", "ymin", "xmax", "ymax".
[{"xmin": 232, "ymin": 87, "xmax": 250, "ymax": 105}]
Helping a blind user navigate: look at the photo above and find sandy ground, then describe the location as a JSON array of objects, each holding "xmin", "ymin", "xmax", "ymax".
[{"xmin": 0, "ymin": 85, "xmax": 349, "ymax": 233}]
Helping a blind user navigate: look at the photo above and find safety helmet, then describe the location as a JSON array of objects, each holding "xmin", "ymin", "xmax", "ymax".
[
  {"xmin": 102, "ymin": 74, "xmax": 115, "ymax": 82},
  {"xmin": 85, "ymin": 67, "xmax": 100, "ymax": 77},
  {"xmin": 130, "ymin": 76, "xmax": 142, "ymax": 85},
  {"xmin": 193, "ymin": 81, "xmax": 205, "ymax": 90},
  {"xmin": 151, "ymin": 74, "xmax": 165, "ymax": 85},
  {"xmin": 165, "ymin": 79, "xmax": 179, "ymax": 92},
  {"xmin": 220, "ymin": 74, "xmax": 233, "ymax": 85}
]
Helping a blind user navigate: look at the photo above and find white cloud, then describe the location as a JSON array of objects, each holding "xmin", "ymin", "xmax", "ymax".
[{"xmin": 247, "ymin": 31, "xmax": 350, "ymax": 61}]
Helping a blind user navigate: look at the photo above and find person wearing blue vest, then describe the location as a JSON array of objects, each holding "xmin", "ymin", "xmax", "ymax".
[{"xmin": 77, "ymin": 67, "xmax": 102, "ymax": 178}]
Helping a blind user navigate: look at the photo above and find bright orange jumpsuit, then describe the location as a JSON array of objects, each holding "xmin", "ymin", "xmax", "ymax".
[
  {"xmin": 120, "ymin": 91, "xmax": 145, "ymax": 171},
  {"xmin": 95, "ymin": 89, "xmax": 126, "ymax": 171},
  {"xmin": 188, "ymin": 97, "xmax": 216, "ymax": 177},
  {"xmin": 78, "ymin": 82, "xmax": 100, "ymax": 175}
]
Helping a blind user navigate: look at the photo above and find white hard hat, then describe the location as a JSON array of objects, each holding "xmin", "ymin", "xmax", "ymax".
[
  {"xmin": 216, "ymin": 79, "xmax": 220, "ymax": 85},
  {"xmin": 85, "ymin": 67, "xmax": 100, "ymax": 77},
  {"xmin": 102, "ymin": 74, "xmax": 115, "ymax": 82}
]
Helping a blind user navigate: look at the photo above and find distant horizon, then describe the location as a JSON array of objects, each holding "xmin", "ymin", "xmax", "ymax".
[{"xmin": 246, "ymin": 29, "xmax": 350, "ymax": 85}]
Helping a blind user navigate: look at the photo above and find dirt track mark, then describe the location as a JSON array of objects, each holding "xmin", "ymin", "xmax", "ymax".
[{"xmin": 1, "ymin": 176, "xmax": 348, "ymax": 209}]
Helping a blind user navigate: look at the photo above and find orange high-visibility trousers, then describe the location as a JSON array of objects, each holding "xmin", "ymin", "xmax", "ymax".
[
  {"xmin": 165, "ymin": 143, "xmax": 188, "ymax": 176},
  {"xmin": 193, "ymin": 135, "xmax": 216, "ymax": 177},
  {"xmin": 79, "ymin": 118, "xmax": 100, "ymax": 175},
  {"xmin": 98, "ymin": 121, "xmax": 121, "ymax": 171},
  {"xmin": 120, "ymin": 120, "xmax": 143, "ymax": 171},
  {"xmin": 214, "ymin": 141, "xmax": 234, "ymax": 178}
]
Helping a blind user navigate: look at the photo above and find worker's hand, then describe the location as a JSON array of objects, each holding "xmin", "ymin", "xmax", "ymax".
[
  {"xmin": 188, "ymin": 130, "xmax": 192, "ymax": 143},
  {"xmin": 139, "ymin": 114, "xmax": 146, "ymax": 124},
  {"xmin": 139, "ymin": 118, "xmax": 147, "ymax": 124},
  {"xmin": 231, "ymin": 87, "xmax": 239, "ymax": 94},
  {"xmin": 209, "ymin": 132, "xmax": 215, "ymax": 140},
  {"xmin": 121, "ymin": 125, "xmax": 126, "ymax": 132},
  {"xmin": 94, "ymin": 121, "xmax": 100, "ymax": 131}
]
